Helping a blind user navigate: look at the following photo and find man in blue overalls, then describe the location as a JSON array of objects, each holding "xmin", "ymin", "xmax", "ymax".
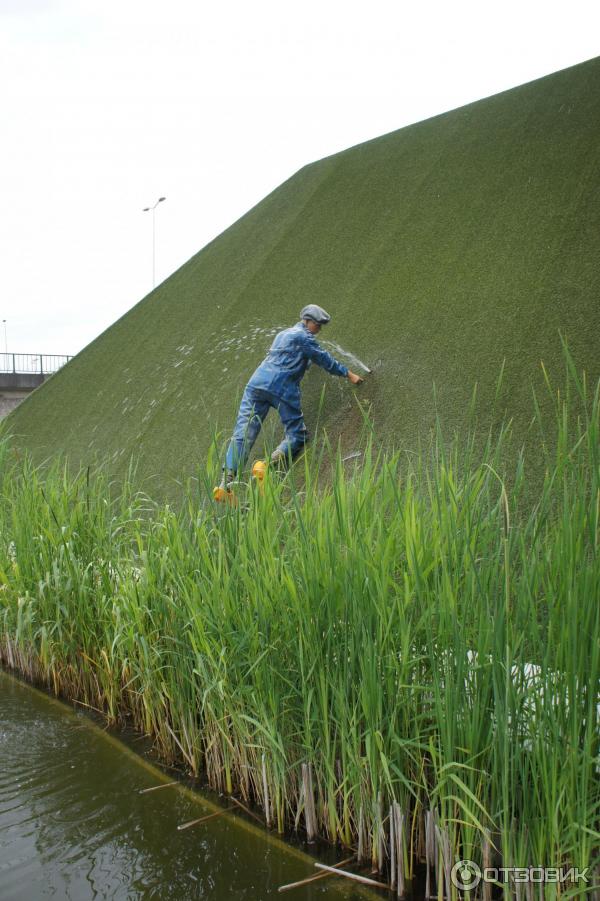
[{"xmin": 216, "ymin": 305, "xmax": 364, "ymax": 496}]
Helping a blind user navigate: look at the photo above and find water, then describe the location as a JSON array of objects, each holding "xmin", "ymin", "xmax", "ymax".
[
  {"xmin": 320, "ymin": 341, "xmax": 372, "ymax": 374},
  {"xmin": 0, "ymin": 671, "xmax": 377, "ymax": 900},
  {"xmin": 206, "ymin": 323, "xmax": 372, "ymax": 376}
]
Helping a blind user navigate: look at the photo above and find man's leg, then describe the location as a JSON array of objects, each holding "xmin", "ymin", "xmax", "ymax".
[
  {"xmin": 272, "ymin": 396, "xmax": 309, "ymax": 465},
  {"xmin": 224, "ymin": 386, "xmax": 271, "ymax": 480}
]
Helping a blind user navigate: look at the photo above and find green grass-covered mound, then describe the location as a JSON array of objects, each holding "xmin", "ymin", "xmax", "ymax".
[{"xmin": 5, "ymin": 56, "xmax": 600, "ymax": 498}]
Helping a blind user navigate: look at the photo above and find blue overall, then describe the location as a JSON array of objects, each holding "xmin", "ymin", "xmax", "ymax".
[{"xmin": 225, "ymin": 321, "xmax": 349, "ymax": 474}]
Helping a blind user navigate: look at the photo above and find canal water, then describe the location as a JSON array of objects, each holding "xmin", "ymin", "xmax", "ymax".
[{"xmin": 0, "ymin": 670, "xmax": 375, "ymax": 900}]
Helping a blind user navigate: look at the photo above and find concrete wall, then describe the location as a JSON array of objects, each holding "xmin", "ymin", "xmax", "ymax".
[
  {"xmin": 0, "ymin": 373, "xmax": 45, "ymax": 391},
  {"xmin": 0, "ymin": 375, "xmax": 49, "ymax": 420},
  {"xmin": 0, "ymin": 395, "xmax": 26, "ymax": 418}
]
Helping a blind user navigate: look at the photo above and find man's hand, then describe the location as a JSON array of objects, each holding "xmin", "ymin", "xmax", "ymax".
[{"xmin": 347, "ymin": 370, "xmax": 364, "ymax": 385}]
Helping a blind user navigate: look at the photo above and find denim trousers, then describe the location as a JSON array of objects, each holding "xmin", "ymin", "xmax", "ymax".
[{"xmin": 224, "ymin": 385, "xmax": 308, "ymax": 474}]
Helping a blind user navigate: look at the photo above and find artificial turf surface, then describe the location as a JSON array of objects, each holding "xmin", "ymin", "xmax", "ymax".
[{"xmin": 5, "ymin": 56, "xmax": 600, "ymax": 499}]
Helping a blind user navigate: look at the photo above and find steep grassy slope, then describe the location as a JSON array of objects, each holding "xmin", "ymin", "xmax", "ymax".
[{"xmin": 6, "ymin": 57, "xmax": 600, "ymax": 498}]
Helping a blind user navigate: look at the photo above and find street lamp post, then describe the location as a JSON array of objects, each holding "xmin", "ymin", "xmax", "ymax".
[
  {"xmin": 142, "ymin": 196, "xmax": 166, "ymax": 289},
  {"xmin": 2, "ymin": 320, "xmax": 7, "ymax": 354}
]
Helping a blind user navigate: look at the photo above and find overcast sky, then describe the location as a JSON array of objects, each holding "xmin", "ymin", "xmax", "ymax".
[{"xmin": 1, "ymin": 0, "xmax": 598, "ymax": 357}]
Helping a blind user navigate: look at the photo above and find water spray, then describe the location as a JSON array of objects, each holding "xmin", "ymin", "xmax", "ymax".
[{"xmin": 322, "ymin": 341, "xmax": 372, "ymax": 374}]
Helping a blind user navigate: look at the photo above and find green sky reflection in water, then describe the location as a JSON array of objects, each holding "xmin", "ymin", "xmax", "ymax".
[{"xmin": 0, "ymin": 671, "xmax": 369, "ymax": 900}]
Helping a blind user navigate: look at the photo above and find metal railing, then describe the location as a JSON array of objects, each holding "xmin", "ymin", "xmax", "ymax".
[{"xmin": 0, "ymin": 353, "xmax": 72, "ymax": 376}]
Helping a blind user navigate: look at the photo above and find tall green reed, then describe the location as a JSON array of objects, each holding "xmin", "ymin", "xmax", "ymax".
[{"xmin": 0, "ymin": 343, "xmax": 597, "ymax": 898}]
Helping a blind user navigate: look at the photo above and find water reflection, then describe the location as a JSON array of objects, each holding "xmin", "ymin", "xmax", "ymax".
[{"xmin": 0, "ymin": 671, "xmax": 370, "ymax": 900}]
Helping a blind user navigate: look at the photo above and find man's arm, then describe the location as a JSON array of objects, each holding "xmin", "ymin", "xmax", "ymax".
[
  {"xmin": 301, "ymin": 332, "xmax": 349, "ymax": 377},
  {"xmin": 301, "ymin": 332, "xmax": 364, "ymax": 384},
  {"xmin": 302, "ymin": 335, "xmax": 364, "ymax": 385}
]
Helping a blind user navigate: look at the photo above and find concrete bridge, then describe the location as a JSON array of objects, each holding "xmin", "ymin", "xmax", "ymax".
[{"xmin": 0, "ymin": 354, "xmax": 72, "ymax": 418}]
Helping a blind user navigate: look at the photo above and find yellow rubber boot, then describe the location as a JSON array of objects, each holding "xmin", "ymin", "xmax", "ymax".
[
  {"xmin": 251, "ymin": 460, "xmax": 267, "ymax": 494},
  {"xmin": 251, "ymin": 460, "xmax": 267, "ymax": 481},
  {"xmin": 213, "ymin": 484, "xmax": 237, "ymax": 505}
]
